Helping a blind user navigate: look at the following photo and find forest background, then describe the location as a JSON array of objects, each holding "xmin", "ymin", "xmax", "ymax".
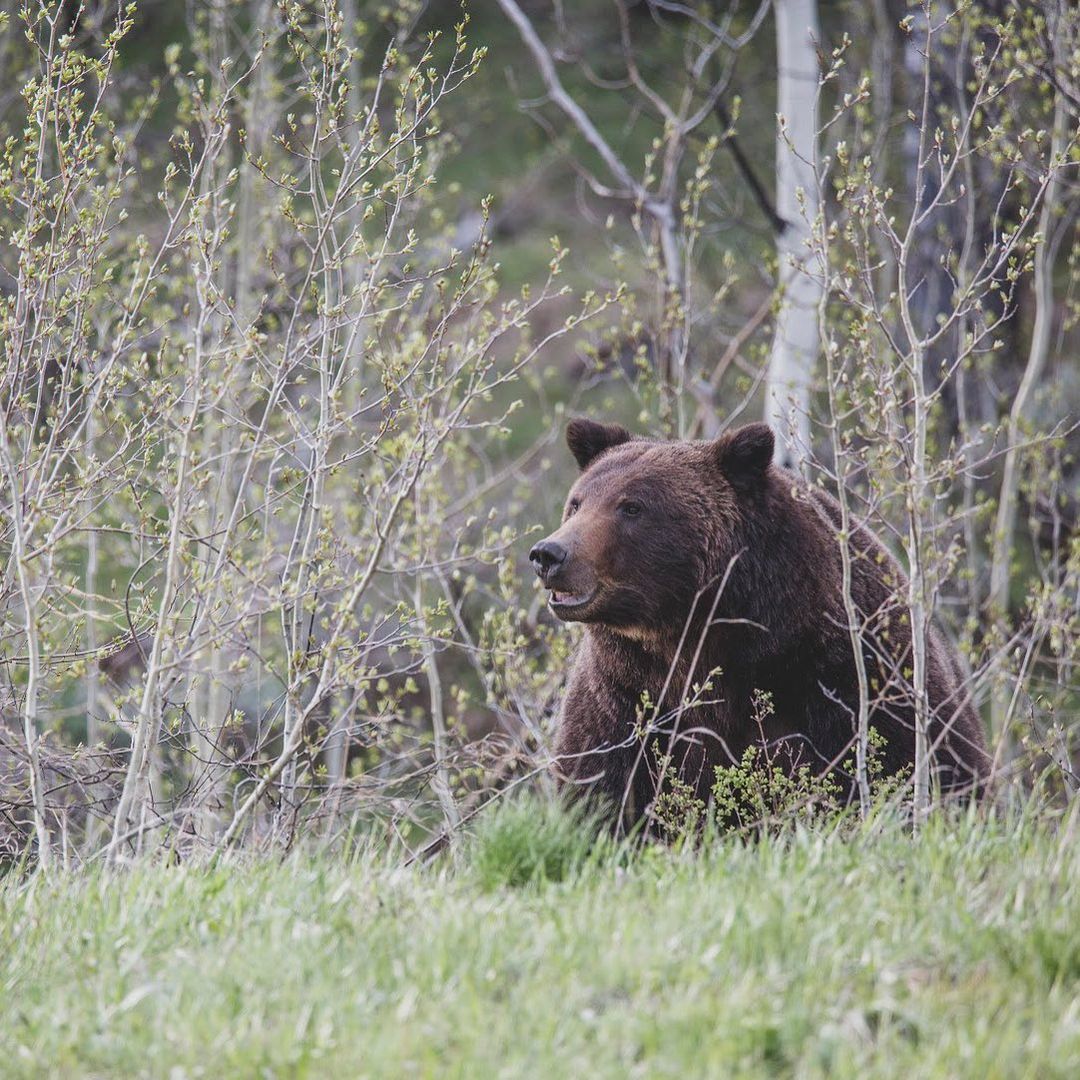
[{"xmin": 0, "ymin": 0, "xmax": 1076, "ymax": 868}]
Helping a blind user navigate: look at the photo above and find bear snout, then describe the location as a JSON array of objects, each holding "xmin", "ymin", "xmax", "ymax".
[{"xmin": 529, "ymin": 538, "xmax": 567, "ymax": 582}]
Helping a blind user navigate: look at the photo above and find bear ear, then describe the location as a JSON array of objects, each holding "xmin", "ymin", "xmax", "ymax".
[
  {"xmin": 565, "ymin": 418, "xmax": 631, "ymax": 470},
  {"xmin": 714, "ymin": 423, "xmax": 775, "ymax": 483}
]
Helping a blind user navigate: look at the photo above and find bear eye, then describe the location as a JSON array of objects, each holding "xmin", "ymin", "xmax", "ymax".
[
  {"xmin": 567, "ymin": 497, "xmax": 581, "ymax": 516},
  {"xmin": 620, "ymin": 500, "xmax": 643, "ymax": 517}
]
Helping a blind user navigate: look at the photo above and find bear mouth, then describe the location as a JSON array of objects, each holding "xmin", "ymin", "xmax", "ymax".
[{"xmin": 548, "ymin": 588, "xmax": 596, "ymax": 612}]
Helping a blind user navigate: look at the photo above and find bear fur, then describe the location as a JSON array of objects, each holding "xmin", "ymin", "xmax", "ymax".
[{"xmin": 529, "ymin": 419, "xmax": 990, "ymax": 827}]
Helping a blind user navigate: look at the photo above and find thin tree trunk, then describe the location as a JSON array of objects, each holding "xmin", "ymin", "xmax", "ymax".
[
  {"xmin": 84, "ymin": 404, "xmax": 102, "ymax": 849},
  {"xmin": 322, "ymin": 696, "xmax": 348, "ymax": 834},
  {"xmin": 0, "ymin": 417, "xmax": 51, "ymax": 867},
  {"xmin": 906, "ymin": 395, "xmax": 932, "ymax": 823},
  {"xmin": 897, "ymin": 3, "xmax": 934, "ymax": 828},
  {"xmin": 764, "ymin": 0, "xmax": 822, "ymax": 469},
  {"xmin": 14, "ymin": 563, "xmax": 52, "ymax": 870},
  {"xmin": 414, "ymin": 575, "xmax": 460, "ymax": 840},
  {"xmin": 108, "ymin": 323, "xmax": 205, "ymax": 862},
  {"xmin": 823, "ymin": 364, "xmax": 873, "ymax": 813}
]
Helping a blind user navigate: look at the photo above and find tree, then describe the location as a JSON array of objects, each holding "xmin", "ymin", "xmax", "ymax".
[{"xmin": 764, "ymin": 0, "xmax": 822, "ymax": 470}]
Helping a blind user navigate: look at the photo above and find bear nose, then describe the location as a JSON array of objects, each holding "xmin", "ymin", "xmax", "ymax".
[{"xmin": 529, "ymin": 539, "xmax": 567, "ymax": 581}]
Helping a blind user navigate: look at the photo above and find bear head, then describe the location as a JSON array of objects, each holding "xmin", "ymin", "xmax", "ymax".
[{"xmin": 529, "ymin": 419, "xmax": 776, "ymax": 639}]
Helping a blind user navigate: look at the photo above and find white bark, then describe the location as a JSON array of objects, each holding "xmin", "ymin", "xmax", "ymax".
[{"xmin": 765, "ymin": 0, "xmax": 822, "ymax": 469}]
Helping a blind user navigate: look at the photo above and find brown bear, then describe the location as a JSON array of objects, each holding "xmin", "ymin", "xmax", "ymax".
[{"xmin": 529, "ymin": 419, "xmax": 990, "ymax": 828}]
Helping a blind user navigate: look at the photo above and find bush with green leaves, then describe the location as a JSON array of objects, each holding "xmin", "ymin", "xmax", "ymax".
[{"xmin": 653, "ymin": 692, "xmax": 908, "ymax": 840}]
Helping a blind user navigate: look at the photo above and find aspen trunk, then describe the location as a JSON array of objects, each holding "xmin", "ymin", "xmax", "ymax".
[{"xmin": 764, "ymin": 0, "xmax": 822, "ymax": 469}]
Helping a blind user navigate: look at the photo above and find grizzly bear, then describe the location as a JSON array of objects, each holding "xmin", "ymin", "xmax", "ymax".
[{"xmin": 529, "ymin": 419, "xmax": 990, "ymax": 828}]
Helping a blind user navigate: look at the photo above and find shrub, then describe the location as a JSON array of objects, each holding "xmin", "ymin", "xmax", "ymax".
[{"xmin": 652, "ymin": 691, "xmax": 907, "ymax": 841}]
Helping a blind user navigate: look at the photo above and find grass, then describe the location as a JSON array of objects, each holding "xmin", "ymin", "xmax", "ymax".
[{"xmin": 2, "ymin": 804, "xmax": 1079, "ymax": 1078}]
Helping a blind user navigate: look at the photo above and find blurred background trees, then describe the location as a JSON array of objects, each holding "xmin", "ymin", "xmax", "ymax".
[{"xmin": 0, "ymin": 0, "xmax": 1076, "ymax": 867}]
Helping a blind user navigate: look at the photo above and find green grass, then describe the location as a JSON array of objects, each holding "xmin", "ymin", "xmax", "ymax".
[{"xmin": 2, "ymin": 805, "xmax": 1079, "ymax": 1078}]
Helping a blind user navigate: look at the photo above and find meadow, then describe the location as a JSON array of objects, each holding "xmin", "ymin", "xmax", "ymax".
[{"xmin": 3, "ymin": 803, "xmax": 1078, "ymax": 1078}]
